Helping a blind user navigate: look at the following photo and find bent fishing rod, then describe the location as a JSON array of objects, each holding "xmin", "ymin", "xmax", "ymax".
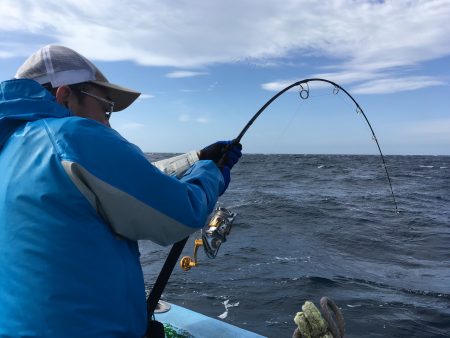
[
  {"xmin": 147, "ymin": 78, "xmax": 399, "ymax": 321},
  {"xmin": 231, "ymin": 77, "xmax": 399, "ymax": 213}
]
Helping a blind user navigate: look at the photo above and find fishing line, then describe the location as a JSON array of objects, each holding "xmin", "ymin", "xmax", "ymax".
[{"xmin": 232, "ymin": 78, "xmax": 399, "ymax": 213}]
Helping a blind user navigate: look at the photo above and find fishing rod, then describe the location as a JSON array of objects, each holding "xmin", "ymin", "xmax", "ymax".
[
  {"xmin": 233, "ymin": 78, "xmax": 399, "ymax": 213},
  {"xmin": 147, "ymin": 78, "xmax": 399, "ymax": 330},
  {"xmin": 179, "ymin": 78, "xmax": 400, "ymax": 273}
]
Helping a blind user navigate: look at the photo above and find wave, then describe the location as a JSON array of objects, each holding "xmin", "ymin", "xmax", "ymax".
[{"xmin": 300, "ymin": 275, "xmax": 450, "ymax": 299}]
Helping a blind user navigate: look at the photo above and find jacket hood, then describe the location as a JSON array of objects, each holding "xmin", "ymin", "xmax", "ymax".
[{"xmin": 0, "ymin": 79, "xmax": 70, "ymax": 148}]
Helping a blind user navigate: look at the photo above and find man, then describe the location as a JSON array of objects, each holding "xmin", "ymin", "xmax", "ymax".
[{"xmin": 0, "ymin": 45, "xmax": 242, "ymax": 337}]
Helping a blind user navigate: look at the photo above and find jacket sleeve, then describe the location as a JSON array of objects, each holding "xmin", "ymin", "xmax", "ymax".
[
  {"xmin": 152, "ymin": 151, "xmax": 199, "ymax": 178},
  {"xmin": 48, "ymin": 118, "xmax": 224, "ymax": 246}
]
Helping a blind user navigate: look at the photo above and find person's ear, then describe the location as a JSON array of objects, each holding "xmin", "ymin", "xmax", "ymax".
[{"xmin": 55, "ymin": 86, "xmax": 72, "ymax": 108}]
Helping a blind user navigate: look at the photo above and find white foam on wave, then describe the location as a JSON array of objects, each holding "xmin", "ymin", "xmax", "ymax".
[
  {"xmin": 218, "ymin": 299, "xmax": 240, "ymax": 319},
  {"xmin": 419, "ymin": 165, "xmax": 434, "ymax": 168},
  {"xmin": 317, "ymin": 165, "xmax": 324, "ymax": 169},
  {"xmin": 275, "ymin": 256, "xmax": 298, "ymax": 262}
]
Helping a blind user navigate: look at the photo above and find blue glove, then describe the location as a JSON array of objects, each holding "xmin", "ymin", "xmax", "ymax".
[{"xmin": 198, "ymin": 140, "xmax": 242, "ymax": 195}]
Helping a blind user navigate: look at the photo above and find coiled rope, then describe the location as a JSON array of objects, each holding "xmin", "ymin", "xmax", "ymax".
[{"xmin": 292, "ymin": 297, "xmax": 345, "ymax": 338}]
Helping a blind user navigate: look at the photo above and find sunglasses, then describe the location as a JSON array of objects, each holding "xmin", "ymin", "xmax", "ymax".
[{"xmin": 80, "ymin": 91, "xmax": 115, "ymax": 120}]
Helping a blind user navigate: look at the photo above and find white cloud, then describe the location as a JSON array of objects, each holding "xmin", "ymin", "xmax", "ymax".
[
  {"xmin": 261, "ymin": 80, "xmax": 293, "ymax": 92},
  {"xmin": 261, "ymin": 78, "xmax": 327, "ymax": 92},
  {"xmin": 261, "ymin": 72, "xmax": 446, "ymax": 95},
  {"xmin": 0, "ymin": 51, "xmax": 13, "ymax": 58},
  {"xmin": 351, "ymin": 77, "xmax": 447, "ymax": 94},
  {"xmin": 1, "ymin": 0, "xmax": 449, "ymax": 93},
  {"xmin": 180, "ymin": 89, "xmax": 199, "ymax": 93},
  {"xmin": 165, "ymin": 71, "xmax": 207, "ymax": 78},
  {"xmin": 196, "ymin": 117, "xmax": 209, "ymax": 124},
  {"xmin": 138, "ymin": 94, "xmax": 155, "ymax": 100},
  {"xmin": 310, "ymin": 70, "xmax": 382, "ymax": 86},
  {"xmin": 1, "ymin": 0, "xmax": 449, "ymax": 68}
]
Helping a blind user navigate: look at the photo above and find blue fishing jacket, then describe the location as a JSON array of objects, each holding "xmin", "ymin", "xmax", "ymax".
[{"xmin": 0, "ymin": 79, "xmax": 224, "ymax": 337}]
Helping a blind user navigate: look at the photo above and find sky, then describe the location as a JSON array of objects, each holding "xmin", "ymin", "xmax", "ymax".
[{"xmin": 0, "ymin": 0, "xmax": 449, "ymax": 155}]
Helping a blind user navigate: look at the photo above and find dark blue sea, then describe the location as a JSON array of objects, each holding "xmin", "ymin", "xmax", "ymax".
[{"xmin": 140, "ymin": 154, "xmax": 450, "ymax": 338}]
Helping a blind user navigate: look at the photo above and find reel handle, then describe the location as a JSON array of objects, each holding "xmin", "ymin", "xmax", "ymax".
[{"xmin": 180, "ymin": 239, "xmax": 203, "ymax": 271}]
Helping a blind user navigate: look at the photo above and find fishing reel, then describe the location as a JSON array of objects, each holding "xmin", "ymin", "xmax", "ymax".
[{"xmin": 180, "ymin": 207, "xmax": 236, "ymax": 271}]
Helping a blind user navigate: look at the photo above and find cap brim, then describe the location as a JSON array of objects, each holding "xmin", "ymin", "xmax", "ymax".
[{"xmin": 91, "ymin": 80, "xmax": 141, "ymax": 112}]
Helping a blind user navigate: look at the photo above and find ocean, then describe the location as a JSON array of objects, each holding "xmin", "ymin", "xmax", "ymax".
[{"xmin": 140, "ymin": 154, "xmax": 450, "ymax": 338}]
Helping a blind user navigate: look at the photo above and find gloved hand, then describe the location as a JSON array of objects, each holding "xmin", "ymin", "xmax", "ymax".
[
  {"xmin": 198, "ymin": 140, "xmax": 242, "ymax": 195},
  {"xmin": 198, "ymin": 140, "xmax": 242, "ymax": 169}
]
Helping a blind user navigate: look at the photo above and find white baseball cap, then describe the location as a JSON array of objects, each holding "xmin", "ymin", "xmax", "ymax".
[{"xmin": 15, "ymin": 45, "xmax": 140, "ymax": 112}]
